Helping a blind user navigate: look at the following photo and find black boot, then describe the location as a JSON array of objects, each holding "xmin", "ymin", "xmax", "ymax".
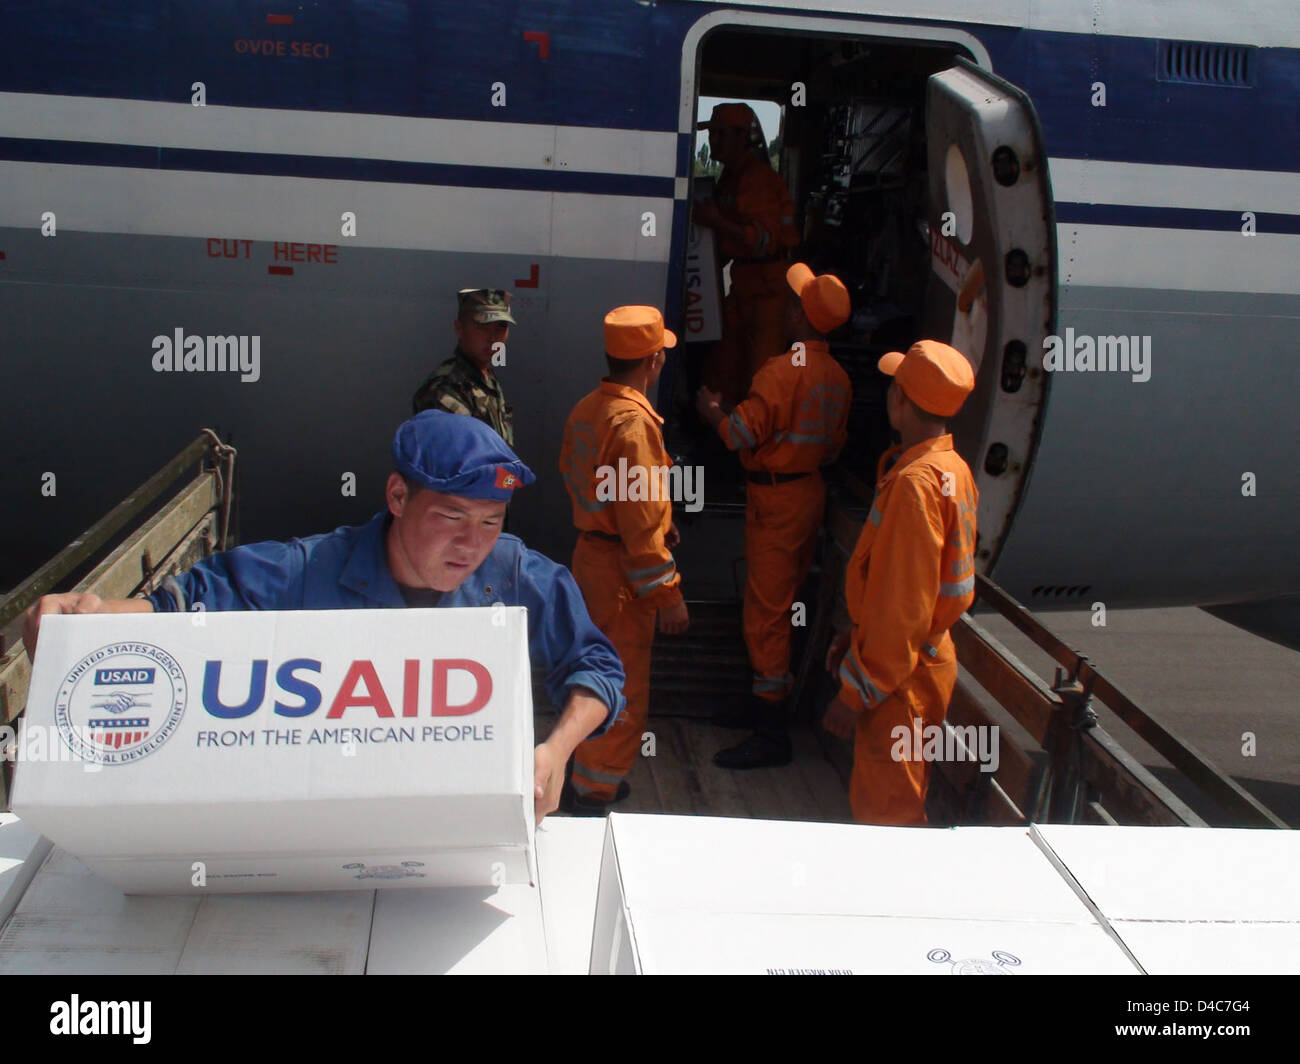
[
  {"xmin": 713, "ymin": 730, "xmax": 792, "ymax": 769},
  {"xmin": 714, "ymin": 696, "xmax": 792, "ymax": 768}
]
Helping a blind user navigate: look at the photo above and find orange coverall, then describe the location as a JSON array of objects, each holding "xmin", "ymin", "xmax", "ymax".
[
  {"xmin": 717, "ymin": 341, "xmax": 851, "ymax": 702},
  {"xmin": 837, "ymin": 435, "xmax": 978, "ymax": 826},
  {"xmin": 559, "ymin": 381, "xmax": 683, "ymax": 800},
  {"xmin": 705, "ymin": 151, "xmax": 800, "ymax": 405}
]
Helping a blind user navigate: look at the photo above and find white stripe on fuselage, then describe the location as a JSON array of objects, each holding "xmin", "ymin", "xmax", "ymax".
[
  {"xmin": 0, "ymin": 92, "xmax": 679, "ymax": 180},
  {"xmin": 1060, "ymin": 225, "xmax": 1297, "ymax": 293},
  {"xmin": 1052, "ymin": 159, "xmax": 1300, "ymax": 215},
  {"xmin": 2, "ymin": 157, "xmax": 1296, "ymax": 285},
  {"xmin": 3, "ymin": 93, "xmax": 1298, "ymax": 287},
  {"xmin": 5, "ymin": 91, "xmax": 1296, "ymax": 222},
  {"xmin": 0, "ymin": 161, "xmax": 673, "ymax": 263}
]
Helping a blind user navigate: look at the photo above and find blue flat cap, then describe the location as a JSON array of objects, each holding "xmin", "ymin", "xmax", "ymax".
[{"xmin": 392, "ymin": 411, "xmax": 535, "ymax": 500}]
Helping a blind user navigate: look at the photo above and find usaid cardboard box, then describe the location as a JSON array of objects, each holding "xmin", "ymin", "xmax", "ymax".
[
  {"xmin": 590, "ymin": 814, "xmax": 1140, "ymax": 975},
  {"xmin": 1033, "ymin": 825, "xmax": 1300, "ymax": 975},
  {"xmin": 13, "ymin": 608, "xmax": 535, "ymax": 894}
]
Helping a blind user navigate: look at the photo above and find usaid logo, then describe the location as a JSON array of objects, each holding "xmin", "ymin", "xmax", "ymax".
[
  {"xmin": 95, "ymin": 668, "xmax": 155, "ymax": 686},
  {"xmin": 55, "ymin": 644, "xmax": 187, "ymax": 765},
  {"xmin": 201, "ymin": 658, "xmax": 492, "ymax": 719}
]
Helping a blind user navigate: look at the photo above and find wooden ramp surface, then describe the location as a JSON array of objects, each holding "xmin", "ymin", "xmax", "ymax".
[{"xmin": 541, "ymin": 714, "xmax": 854, "ymax": 825}]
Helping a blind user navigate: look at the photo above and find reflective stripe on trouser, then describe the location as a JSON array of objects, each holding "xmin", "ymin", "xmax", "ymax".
[
  {"xmin": 849, "ymin": 633, "xmax": 958, "ymax": 827},
  {"xmin": 744, "ymin": 475, "xmax": 825, "ymax": 702},
  {"xmin": 570, "ymin": 538, "xmax": 657, "ymax": 800},
  {"xmin": 703, "ymin": 263, "xmax": 788, "ymax": 406}
]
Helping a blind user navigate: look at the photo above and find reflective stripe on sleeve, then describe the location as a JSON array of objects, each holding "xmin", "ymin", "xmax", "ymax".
[
  {"xmin": 838, "ymin": 654, "xmax": 886, "ymax": 709},
  {"xmin": 752, "ymin": 673, "xmax": 791, "ymax": 695},
  {"xmin": 868, "ymin": 503, "xmax": 883, "ymax": 527},
  {"xmin": 939, "ymin": 576, "xmax": 975, "ymax": 597},
  {"xmin": 633, "ymin": 567, "xmax": 678, "ymax": 597},
  {"xmin": 625, "ymin": 559, "xmax": 675, "ymax": 582},
  {"xmin": 727, "ymin": 412, "xmax": 758, "ymax": 449}
]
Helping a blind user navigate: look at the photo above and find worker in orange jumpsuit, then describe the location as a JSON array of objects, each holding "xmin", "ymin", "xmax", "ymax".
[
  {"xmin": 693, "ymin": 102, "xmax": 800, "ymax": 405},
  {"xmin": 559, "ymin": 306, "xmax": 690, "ymax": 814},
  {"xmin": 823, "ymin": 340, "xmax": 979, "ymax": 825},
  {"xmin": 696, "ymin": 264, "xmax": 852, "ymax": 768}
]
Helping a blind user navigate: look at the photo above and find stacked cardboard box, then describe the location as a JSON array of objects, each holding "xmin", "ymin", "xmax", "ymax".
[
  {"xmin": 13, "ymin": 608, "xmax": 535, "ymax": 894},
  {"xmin": 590, "ymin": 813, "xmax": 1141, "ymax": 974},
  {"xmin": 1034, "ymin": 824, "xmax": 1300, "ymax": 975}
]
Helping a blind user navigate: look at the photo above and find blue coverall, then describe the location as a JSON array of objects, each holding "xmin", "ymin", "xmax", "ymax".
[{"xmin": 147, "ymin": 511, "xmax": 626, "ymax": 733}]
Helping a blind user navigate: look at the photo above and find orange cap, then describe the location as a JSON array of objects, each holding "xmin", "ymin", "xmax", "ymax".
[
  {"xmin": 786, "ymin": 262, "xmax": 851, "ymax": 334},
  {"xmin": 878, "ymin": 340, "xmax": 975, "ymax": 418},
  {"xmin": 696, "ymin": 102, "xmax": 759, "ymax": 132},
  {"xmin": 604, "ymin": 305, "xmax": 677, "ymax": 361}
]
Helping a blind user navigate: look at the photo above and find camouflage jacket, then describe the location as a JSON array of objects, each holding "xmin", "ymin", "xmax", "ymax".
[{"xmin": 411, "ymin": 347, "xmax": 514, "ymax": 446}]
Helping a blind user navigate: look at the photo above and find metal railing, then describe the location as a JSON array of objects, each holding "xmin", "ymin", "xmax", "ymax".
[
  {"xmin": 814, "ymin": 493, "xmax": 1287, "ymax": 828},
  {"xmin": 0, "ymin": 431, "xmax": 233, "ymax": 805}
]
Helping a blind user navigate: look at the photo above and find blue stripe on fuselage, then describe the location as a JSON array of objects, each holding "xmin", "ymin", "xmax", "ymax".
[
  {"xmin": 1055, "ymin": 202, "xmax": 1300, "ymax": 233},
  {"xmin": 0, "ymin": 136, "xmax": 675, "ymax": 198},
  {"xmin": 0, "ymin": 0, "xmax": 681, "ymax": 130},
  {"xmin": 0, "ymin": 3, "xmax": 1296, "ymax": 175},
  {"xmin": 1006, "ymin": 29, "xmax": 1300, "ymax": 174}
]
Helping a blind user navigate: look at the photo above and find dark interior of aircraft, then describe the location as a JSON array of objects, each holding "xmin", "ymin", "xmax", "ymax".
[{"xmin": 665, "ymin": 28, "xmax": 963, "ymax": 599}]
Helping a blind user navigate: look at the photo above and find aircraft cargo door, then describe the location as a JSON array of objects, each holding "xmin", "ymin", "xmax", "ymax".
[{"xmin": 922, "ymin": 58, "xmax": 1056, "ymax": 575}]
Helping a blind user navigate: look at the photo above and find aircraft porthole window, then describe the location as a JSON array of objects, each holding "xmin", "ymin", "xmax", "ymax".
[
  {"xmin": 983, "ymin": 442, "xmax": 1009, "ymax": 477},
  {"xmin": 1004, "ymin": 248, "xmax": 1031, "ymax": 287},
  {"xmin": 1001, "ymin": 340, "xmax": 1028, "ymax": 393},
  {"xmin": 991, "ymin": 146, "xmax": 1020, "ymax": 187},
  {"xmin": 944, "ymin": 144, "xmax": 974, "ymax": 246}
]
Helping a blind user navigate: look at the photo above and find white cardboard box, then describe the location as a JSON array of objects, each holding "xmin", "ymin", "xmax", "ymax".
[
  {"xmin": 535, "ymin": 816, "xmax": 608, "ymax": 975},
  {"xmin": 1033, "ymin": 824, "xmax": 1300, "ymax": 974},
  {"xmin": 0, "ymin": 845, "xmax": 375, "ymax": 975},
  {"xmin": 590, "ymin": 814, "xmax": 1139, "ymax": 975},
  {"xmin": 364, "ymin": 816, "xmax": 610, "ymax": 974},
  {"xmin": 0, "ymin": 815, "xmax": 611, "ymax": 974},
  {"xmin": 365, "ymin": 884, "xmax": 550, "ymax": 974},
  {"xmin": 13, "ymin": 608, "xmax": 535, "ymax": 894},
  {"xmin": 0, "ymin": 813, "xmax": 52, "ymax": 927}
]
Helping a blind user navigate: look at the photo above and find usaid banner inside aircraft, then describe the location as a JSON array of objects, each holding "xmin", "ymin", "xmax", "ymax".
[{"xmin": 14, "ymin": 608, "xmax": 535, "ymax": 894}]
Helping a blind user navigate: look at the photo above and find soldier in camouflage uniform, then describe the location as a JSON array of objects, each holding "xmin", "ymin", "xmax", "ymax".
[{"xmin": 411, "ymin": 288, "xmax": 516, "ymax": 446}]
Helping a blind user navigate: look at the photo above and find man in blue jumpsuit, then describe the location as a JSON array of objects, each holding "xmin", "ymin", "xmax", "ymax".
[{"xmin": 23, "ymin": 411, "xmax": 626, "ymax": 823}]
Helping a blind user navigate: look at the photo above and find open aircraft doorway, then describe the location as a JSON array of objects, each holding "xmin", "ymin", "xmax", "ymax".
[
  {"xmin": 667, "ymin": 25, "xmax": 1055, "ymax": 600},
  {"xmin": 667, "ymin": 26, "xmax": 965, "ymax": 600}
]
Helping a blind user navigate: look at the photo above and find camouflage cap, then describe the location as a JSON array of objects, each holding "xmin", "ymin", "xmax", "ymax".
[{"xmin": 458, "ymin": 288, "xmax": 517, "ymax": 325}]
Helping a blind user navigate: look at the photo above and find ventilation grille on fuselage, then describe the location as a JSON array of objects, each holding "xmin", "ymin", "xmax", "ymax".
[{"xmin": 1158, "ymin": 41, "xmax": 1253, "ymax": 87}]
